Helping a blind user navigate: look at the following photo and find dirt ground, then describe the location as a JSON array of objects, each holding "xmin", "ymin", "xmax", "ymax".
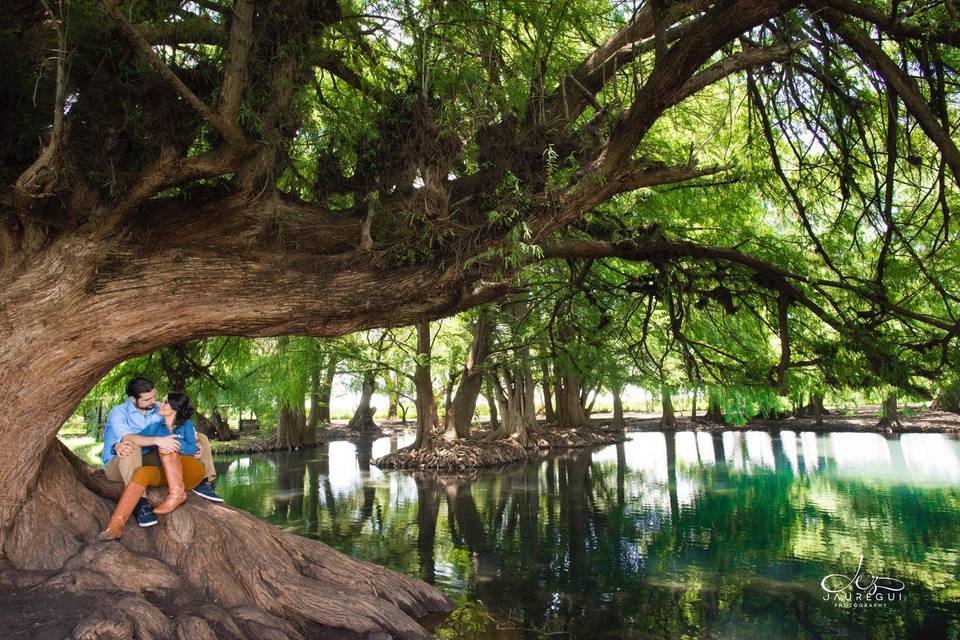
[{"xmin": 0, "ymin": 582, "xmax": 102, "ymax": 640}]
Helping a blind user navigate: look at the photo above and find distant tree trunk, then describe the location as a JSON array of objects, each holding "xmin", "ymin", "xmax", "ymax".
[
  {"xmin": 308, "ymin": 363, "xmax": 320, "ymax": 431},
  {"xmin": 211, "ymin": 411, "xmax": 235, "ymax": 441},
  {"xmin": 812, "ymin": 392, "xmax": 824, "ymax": 425},
  {"xmin": 878, "ymin": 391, "xmax": 902, "ymax": 430},
  {"xmin": 276, "ymin": 403, "xmax": 313, "ymax": 449},
  {"xmin": 706, "ymin": 393, "xmax": 726, "ymax": 424},
  {"xmin": 444, "ymin": 308, "xmax": 493, "ymax": 439},
  {"xmin": 383, "ymin": 371, "xmax": 400, "ymax": 420},
  {"xmin": 347, "ymin": 372, "xmax": 378, "ymax": 432},
  {"xmin": 554, "ymin": 367, "xmax": 591, "ymax": 427},
  {"xmin": 660, "ymin": 385, "xmax": 676, "ymax": 428},
  {"xmin": 610, "ymin": 385, "xmax": 626, "ymax": 432},
  {"xmin": 582, "ymin": 386, "xmax": 597, "ymax": 417},
  {"xmin": 541, "ymin": 362, "xmax": 556, "ymax": 423},
  {"xmin": 194, "ymin": 412, "xmax": 216, "ymax": 438},
  {"xmin": 317, "ymin": 359, "xmax": 336, "ymax": 424},
  {"xmin": 412, "ymin": 321, "xmax": 440, "ymax": 449},
  {"xmin": 691, "ymin": 387, "xmax": 698, "ymax": 418},
  {"xmin": 488, "ymin": 366, "xmax": 538, "ymax": 445},
  {"xmin": 484, "ymin": 379, "xmax": 499, "ymax": 431},
  {"xmin": 931, "ymin": 383, "xmax": 960, "ymax": 413}
]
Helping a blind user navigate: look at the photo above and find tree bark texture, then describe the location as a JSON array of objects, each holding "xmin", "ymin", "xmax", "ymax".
[
  {"xmin": 554, "ymin": 367, "xmax": 591, "ymax": 427},
  {"xmin": 413, "ymin": 322, "xmax": 440, "ymax": 449},
  {"xmin": 443, "ymin": 308, "xmax": 494, "ymax": 439},
  {"xmin": 276, "ymin": 403, "xmax": 314, "ymax": 449}
]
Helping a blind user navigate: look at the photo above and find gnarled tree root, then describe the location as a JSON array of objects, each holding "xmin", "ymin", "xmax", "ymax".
[{"xmin": 1, "ymin": 443, "xmax": 452, "ymax": 639}]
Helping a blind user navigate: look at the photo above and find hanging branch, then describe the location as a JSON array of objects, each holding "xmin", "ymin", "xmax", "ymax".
[{"xmin": 817, "ymin": 7, "xmax": 960, "ymax": 185}]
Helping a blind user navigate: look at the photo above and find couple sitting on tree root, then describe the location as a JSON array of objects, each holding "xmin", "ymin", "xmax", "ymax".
[{"xmin": 97, "ymin": 376, "xmax": 224, "ymax": 540}]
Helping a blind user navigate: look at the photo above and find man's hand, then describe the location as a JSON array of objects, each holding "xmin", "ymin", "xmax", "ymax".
[{"xmin": 114, "ymin": 441, "xmax": 135, "ymax": 458}]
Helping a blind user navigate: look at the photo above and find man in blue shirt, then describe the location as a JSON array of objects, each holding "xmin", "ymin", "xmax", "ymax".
[{"xmin": 103, "ymin": 376, "xmax": 223, "ymax": 527}]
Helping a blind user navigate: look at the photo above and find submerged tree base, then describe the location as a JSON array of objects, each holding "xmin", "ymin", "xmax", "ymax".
[
  {"xmin": 374, "ymin": 425, "xmax": 624, "ymax": 471},
  {"xmin": 2, "ymin": 443, "xmax": 452, "ymax": 640}
]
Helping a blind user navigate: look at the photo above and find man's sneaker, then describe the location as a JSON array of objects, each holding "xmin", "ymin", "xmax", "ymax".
[
  {"xmin": 135, "ymin": 498, "xmax": 158, "ymax": 527},
  {"xmin": 192, "ymin": 479, "xmax": 225, "ymax": 503}
]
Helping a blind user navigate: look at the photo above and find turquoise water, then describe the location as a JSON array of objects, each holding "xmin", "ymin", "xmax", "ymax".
[{"xmin": 213, "ymin": 431, "xmax": 960, "ymax": 639}]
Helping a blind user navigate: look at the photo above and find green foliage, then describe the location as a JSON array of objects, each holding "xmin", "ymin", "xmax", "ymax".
[{"xmin": 433, "ymin": 601, "xmax": 498, "ymax": 640}]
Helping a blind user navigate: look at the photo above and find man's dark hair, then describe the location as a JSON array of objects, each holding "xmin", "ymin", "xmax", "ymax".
[
  {"xmin": 165, "ymin": 392, "xmax": 194, "ymax": 426},
  {"xmin": 126, "ymin": 376, "xmax": 156, "ymax": 399}
]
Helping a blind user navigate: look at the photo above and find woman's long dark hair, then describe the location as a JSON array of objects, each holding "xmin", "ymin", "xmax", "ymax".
[{"xmin": 165, "ymin": 392, "xmax": 194, "ymax": 427}]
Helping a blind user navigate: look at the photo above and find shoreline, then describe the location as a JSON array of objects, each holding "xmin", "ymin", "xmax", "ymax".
[{"xmin": 207, "ymin": 409, "xmax": 960, "ymax": 457}]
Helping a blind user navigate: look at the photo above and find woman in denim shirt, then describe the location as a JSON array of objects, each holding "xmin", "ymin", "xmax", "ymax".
[{"xmin": 99, "ymin": 392, "xmax": 207, "ymax": 540}]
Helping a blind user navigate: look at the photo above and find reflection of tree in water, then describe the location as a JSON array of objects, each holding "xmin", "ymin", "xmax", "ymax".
[
  {"xmin": 415, "ymin": 474, "xmax": 442, "ymax": 584},
  {"xmin": 218, "ymin": 436, "xmax": 960, "ymax": 639},
  {"xmin": 273, "ymin": 450, "xmax": 307, "ymax": 520}
]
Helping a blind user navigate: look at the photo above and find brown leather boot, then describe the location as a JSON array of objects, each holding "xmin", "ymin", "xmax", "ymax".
[
  {"xmin": 98, "ymin": 481, "xmax": 146, "ymax": 540},
  {"xmin": 153, "ymin": 451, "xmax": 186, "ymax": 514}
]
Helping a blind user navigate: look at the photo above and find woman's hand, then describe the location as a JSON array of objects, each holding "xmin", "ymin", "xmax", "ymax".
[{"xmin": 155, "ymin": 435, "xmax": 182, "ymax": 453}]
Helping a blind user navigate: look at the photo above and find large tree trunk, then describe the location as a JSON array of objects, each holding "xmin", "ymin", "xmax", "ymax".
[
  {"xmin": 347, "ymin": 372, "xmax": 378, "ymax": 432},
  {"xmin": 1, "ymin": 443, "xmax": 450, "ymax": 639},
  {"xmin": 276, "ymin": 402, "xmax": 315, "ymax": 449},
  {"xmin": 412, "ymin": 322, "xmax": 440, "ymax": 449},
  {"xmin": 443, "ymin": 308, "xmax": 493, "ymax": 439},
  {"xmin": 554, "ymin": 367, "xmax": 591, "ymax": 427}
]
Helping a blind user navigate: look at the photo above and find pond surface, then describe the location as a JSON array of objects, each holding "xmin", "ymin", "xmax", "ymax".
[{"xmin": 213, "ymin": 431, "xmax": 960, "ymax": 639}]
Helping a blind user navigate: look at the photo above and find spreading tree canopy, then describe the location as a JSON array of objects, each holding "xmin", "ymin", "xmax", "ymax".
[{"xmin": 2, "ymin": 0, "xmax": 959, "ymax": 636}]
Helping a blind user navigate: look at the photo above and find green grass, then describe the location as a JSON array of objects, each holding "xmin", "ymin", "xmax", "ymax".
[{"xmin": 60, "ymin": 436, "xmax": 103, "ymax": 467}]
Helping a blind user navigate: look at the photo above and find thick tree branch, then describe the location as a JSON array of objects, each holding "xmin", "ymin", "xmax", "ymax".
[
  {"xmin": 596, "ymin": 0, "xmax": 798, "ymax": 174},
  {"xmin": 817, "ymin": 7, "xmax": 960, "ymax": 185},
  {"xmin": 14, "ymin": 0, "xmax": 69, "ymax": 204},
  {"xmin": 219, "ymin": 0, "xmax": 255, "ymax": 126},
  {"xmin": 677, "ymin": 39, "xmax": 810, "ymax": 101},
  {"xmin": 103, "ymin": 0, "xmax": 246, "ymax": 148},
  {"xmin": 544, "ymin": 0, "xmax": 709, "ymax": 125},
  {"xmin": 818, "ymin": 0, "xmax": 960, "ymax": 45},
  {"xmin": 90, "ymin": 147, "xmax": 245, "ymax": 236},
  {"xmin": 536, "ymin": 236, "xmax": 960, "ymax": 336}
]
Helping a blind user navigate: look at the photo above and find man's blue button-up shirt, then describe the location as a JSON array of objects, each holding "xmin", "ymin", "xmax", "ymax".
[{"xmin": 101, "ymin": 399, "xmax": 163, "ymax": 465}]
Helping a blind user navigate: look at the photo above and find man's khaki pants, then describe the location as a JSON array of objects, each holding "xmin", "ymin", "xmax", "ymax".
[{"xmin": 104, "ymin": 433, "xmax": 216, "ymax": 485}]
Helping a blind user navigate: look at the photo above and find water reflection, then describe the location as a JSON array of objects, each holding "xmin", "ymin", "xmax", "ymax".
[{"xmin": 215, "ymin": 431, "xmax": 960, "ymax": 639}]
